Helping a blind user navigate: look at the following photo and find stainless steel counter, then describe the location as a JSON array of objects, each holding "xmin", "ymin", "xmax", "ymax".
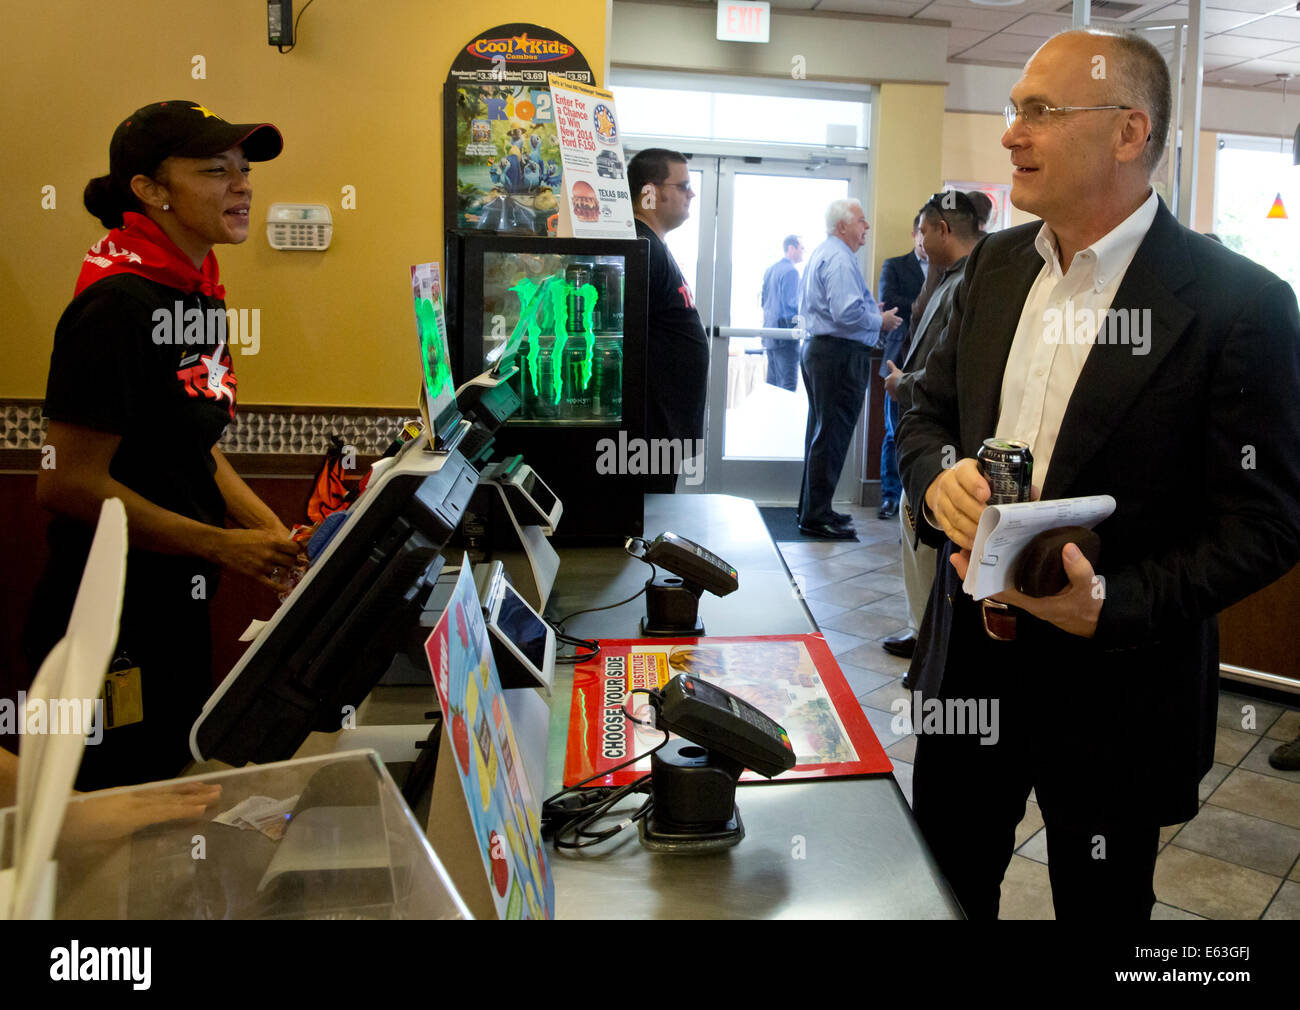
[{"xmin": 542, "ymin": 494, "xmax": 961, "ymax": 919}]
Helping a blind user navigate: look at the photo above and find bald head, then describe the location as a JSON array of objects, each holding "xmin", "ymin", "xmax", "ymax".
[
  {"xmin": 1031, "ymin": 29, "xmax": 1170, "ymax": 175},
  {"xmin": 1004, "ymin": 29, "xmax": 1167, "ymax": 260}
]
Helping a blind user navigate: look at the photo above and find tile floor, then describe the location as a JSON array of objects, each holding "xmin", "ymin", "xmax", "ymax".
[{"xmin": 777, "ymin": 502, "xmax": 1300, "ymax": 920}]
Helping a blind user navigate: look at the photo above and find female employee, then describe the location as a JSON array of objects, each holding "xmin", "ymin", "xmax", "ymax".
[{"xmin": 25, "ymin": 100, "xmax": 302, "ymax": 790}]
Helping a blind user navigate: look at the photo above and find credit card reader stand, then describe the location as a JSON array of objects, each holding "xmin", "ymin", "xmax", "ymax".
[
  {"xmin": 640, "ymin": 674, "xmax": 797, "ymax": 853},
  {"xmin": 630, "ymin": 533, "xmax": 740, "ymax": 637},
  {"xmin": 450, "ymin": 456, "xmax": 561, "ymax": 613}
]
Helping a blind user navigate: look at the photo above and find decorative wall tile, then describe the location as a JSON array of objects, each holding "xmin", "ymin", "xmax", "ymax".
[{"xmin": 2, "ymin": 400, "xmax": 412, "ymax": 456}]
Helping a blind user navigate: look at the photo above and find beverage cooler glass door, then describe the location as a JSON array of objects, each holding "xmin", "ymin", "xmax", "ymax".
[
  {"xmin": 446, "ymin": 234, "xmax": 648, "ymax": 543},
  {"xmin": 481, "ymin": 252, "xmax": 627, "ymax": 424}
]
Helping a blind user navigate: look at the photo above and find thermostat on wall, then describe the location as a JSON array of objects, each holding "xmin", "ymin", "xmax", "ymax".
[{"xmin": 266, "ymin": 203, "xmax": 332, "ymax": 251}]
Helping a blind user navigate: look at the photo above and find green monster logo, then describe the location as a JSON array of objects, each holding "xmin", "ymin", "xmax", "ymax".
[{"xmin": 506, "ymin": 273, "xmax": 598, "ymax": 406}]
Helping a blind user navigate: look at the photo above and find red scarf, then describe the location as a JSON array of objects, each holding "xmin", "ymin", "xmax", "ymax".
[{"xmin": 74, "ymin": 211, "xmax": 225, "ymax": 299}]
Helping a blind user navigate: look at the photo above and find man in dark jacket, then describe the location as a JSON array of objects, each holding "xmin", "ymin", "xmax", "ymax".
[
  {"xmin": 898, "ymin": 28, "xmax": 1300, "ymax": 919},
  {"xmin": 876, "ymin": 217, "xmax": 927, "ymax": 519}
]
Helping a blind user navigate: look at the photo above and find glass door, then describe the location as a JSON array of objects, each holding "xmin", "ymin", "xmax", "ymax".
[
  {"xmin": 705, "ymin": 158, "xmax": 867, "ymax": 501},
  {"xmin": 630, "ymin": 151, "xmax": 870, "ymax": 502}
]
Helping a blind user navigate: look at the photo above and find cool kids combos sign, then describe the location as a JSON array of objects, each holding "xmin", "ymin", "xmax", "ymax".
[
  {"xmin": 463, "ymin": 33, "xmax": 578, "ymax": 66},
  {"xmin": 444, "ymin": 24, "xmax": 594, "ymax": 238}
]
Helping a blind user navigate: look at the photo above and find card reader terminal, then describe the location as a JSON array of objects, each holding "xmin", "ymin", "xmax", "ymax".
[
  {"xmin": 641, "ymin": 533, "xmax": 738, "ymax": 597},
  {"xmin": 654, "ymin": 674, "xmax": 796, "ymax": 779}
]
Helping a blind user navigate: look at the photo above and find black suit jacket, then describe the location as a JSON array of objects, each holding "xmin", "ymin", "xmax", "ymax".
[
  {"xmin": 897, "ymin": 199, "xmax": 1300, "ymax": 824},
  {"xmin": 877, "ymin": 251, "xmax": 925, "ymax": 379}
]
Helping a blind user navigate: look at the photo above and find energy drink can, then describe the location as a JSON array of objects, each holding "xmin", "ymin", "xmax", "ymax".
[
  {"xmin": 560, "ymin": 341, "xmax": 593, "ymax": 419},
  {"xmin": 565, "ymin": 263, "xmax": 592, "ymax": 333},
  {"xmin": 591, "ymin": 337, "xmax": 622, "ymax": 419},
  {"xmin": 520, "ymin": 337, "xmax": 558, "ymax": 419},
  {"xmin": 592, "ymin": 263, "xmax": 624, "ymax": 334},
  {"xmin": 977, "ymin": 438, "xmax": 1033, "ymax": 504}
]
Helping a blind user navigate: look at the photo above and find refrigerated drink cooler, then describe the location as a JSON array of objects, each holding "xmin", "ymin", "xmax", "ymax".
[{"xmin": 445, "ymin": 233, "xmax": 648, "ymax": 543}]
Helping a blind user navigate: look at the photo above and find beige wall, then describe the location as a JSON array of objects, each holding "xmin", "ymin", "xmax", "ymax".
[
  {"xmin": 941, "ymin": 112, "xmax": 1035, "ymax": 229},
  {"xmin": 1196, "ymin": 130, "xmax": 1217, "ymax": 235},
  {"xmin": 870, "ymin": 84, "xmax": 947, "ymax": 278},
  {"xmin": 2, "ymin": 1, "xmax": 607, "ymax": 407},
  {"xmin": 610, "ymin": 0, "xmax": 948, "ymax": 85}
]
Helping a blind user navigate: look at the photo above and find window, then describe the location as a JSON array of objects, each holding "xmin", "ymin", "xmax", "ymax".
[
  {"xmin": 1213, "ymin": 134, "xmax": 1299, "ymax": 302},
  {"xmin": 609, "ymin": 81, "xmax": 869, "ymax": 148}
]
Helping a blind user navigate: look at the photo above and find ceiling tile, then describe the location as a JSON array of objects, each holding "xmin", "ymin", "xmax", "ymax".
[
  {"xmin": 1228, "ymin": 15, "xmax": 1300, "ymax": 41},
  {"xmin": 919, "ymin": 3, "xmax": 1029, "ymax": 30},
  {"xmin": 813, "ymin": 0, "xmax": 932, "ymax": 15},
  {"xmin": 961, "ymin": 37, "xmax": 1045, "ymax": 58},
  {"xmin": 1000, "ymin": 12, "xmax": 1075, "ymax": 34},
  {"xmin": 1200, "ymin": 53, "xmax": 1245, "ymax": 68},
  {"xmin": 769, "ymin": 0, "xmax": 823, "ymax": 8},
  {"xmin": 948, "ymin": 26, "xmax": 999, "ymax": 49},
  {"xmin": 1135, "ymin": 5, "xmax": 1264, "ymax": 32},
  {"xmin": 1239, "ymin": 57, "xmax": 1300, "ymax": 74},
  {"xmin": 1207, "ymin": 0, "xmax": 1298, "ymax": 13},
  {"xmin": 1203, "ymin": 33, "xmax": 1297, "ymax": 55}
]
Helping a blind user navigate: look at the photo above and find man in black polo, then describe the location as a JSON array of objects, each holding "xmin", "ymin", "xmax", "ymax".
[{"xmin": 629, "ymin": 148, "xmax": 708, "ymax": 493}]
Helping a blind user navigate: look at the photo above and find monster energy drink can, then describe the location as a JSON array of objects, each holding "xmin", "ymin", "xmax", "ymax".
[
  {"xmin": 592, "ymin": 263, "xmax": 624, "ymax": 334},
  {"xmin": 977, "ymin": 438, "xmax": 1033, "ymax": 504},
  {"xmin": 565, "ymin": 263, "xmax": 592, "ymax": 333},
  {"xmin": 591, "ymin": 337, "xmax": 623, "ymax": 419},
  {"xmin": 560, "ymin": 341, "xmax": 593, "ymax": 419},
  {"xmin": 520, "ymin": 337, "xmax": 558, "ymax": 419}
]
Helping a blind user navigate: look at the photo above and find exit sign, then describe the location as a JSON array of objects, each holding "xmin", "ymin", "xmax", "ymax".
[{"xmin": 716, "ymin": 1, "xmax": 770, "ymax": 43}]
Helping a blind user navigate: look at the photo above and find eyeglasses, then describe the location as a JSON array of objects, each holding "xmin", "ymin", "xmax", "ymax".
[
  {"xmin": 1003, "ymin": 102, "xmax": 1132, "ymax": 129},
  {"xmin": 660, "ymin": 181, "xmax": 695, "ymax": 196}
]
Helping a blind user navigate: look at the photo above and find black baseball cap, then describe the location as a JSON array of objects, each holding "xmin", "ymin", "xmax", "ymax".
[{"xmin": 109, "ymin": 100, "xmax": 283, "ymax": 186}]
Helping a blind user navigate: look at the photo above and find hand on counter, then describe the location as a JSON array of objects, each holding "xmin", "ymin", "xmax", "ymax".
[{"xmin": 60, "ymin": 782, "xmax": 223, "ymax": 843}]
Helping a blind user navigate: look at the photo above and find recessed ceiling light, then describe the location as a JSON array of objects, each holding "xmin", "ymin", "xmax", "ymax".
[{"xmin": 969, "ymin": 0, "xmax": 1027, "ymax": 5}]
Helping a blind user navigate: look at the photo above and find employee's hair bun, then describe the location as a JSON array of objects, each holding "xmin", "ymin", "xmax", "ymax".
[{"xmin": 83, "ymin": 174, "xmax": 130, "ymax": 229}]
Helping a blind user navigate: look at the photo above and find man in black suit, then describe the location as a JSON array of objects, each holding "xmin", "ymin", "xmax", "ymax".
[
  {"xmin": 876, "ymin": 218, "xmax": 927, "ymax": 520},
  {"xmin": 897, "ymin": 28, "xmax": 1300, "ymax": 919}
]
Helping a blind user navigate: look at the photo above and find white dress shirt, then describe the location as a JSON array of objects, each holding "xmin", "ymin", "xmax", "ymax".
[{"xmin": 996, "ymin": 189, "xmax": 1159, "ymax": 491}]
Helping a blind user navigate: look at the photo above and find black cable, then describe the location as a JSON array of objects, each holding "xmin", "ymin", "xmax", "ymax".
[
  {"xmin": 551, "ymin": 540, "xmax": 657, "ymax": 630},
  {"xmin": 542, "ymin": 692, "xmax": 666, "ymax": 849},
  {"xmin": 552, "ymin": 775, "xmax": 655, "ymax": 849},
  {"xmin": 276, "ymin": 0, "xmax": 315, "ymax": 53}
]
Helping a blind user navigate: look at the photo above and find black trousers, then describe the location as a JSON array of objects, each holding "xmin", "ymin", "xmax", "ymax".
[
  {"xmin": 797, "ymin": 335, "xmax": 871, "ymax": 524},
  {"xmin": 25, "ymin": 550, "xmax": 215, "ymax": 790},
  {"xmin": 911, "ymin": 595, "xmax": 1160, "ymax": 920}
]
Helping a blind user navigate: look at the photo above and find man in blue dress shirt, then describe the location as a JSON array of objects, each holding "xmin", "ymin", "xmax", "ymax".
[
  {"xmin": 796, "ymin": 198, "xmax": 901, "ymax": 539},
  {"xmin": 760, "ymin": 234, "xmax": 804, "ymax": 391}
]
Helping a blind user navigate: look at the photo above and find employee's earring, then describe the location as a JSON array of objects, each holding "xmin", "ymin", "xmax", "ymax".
[{"xmin": 161, "ymin": 203, "xmax": 170, "ymax": 211}]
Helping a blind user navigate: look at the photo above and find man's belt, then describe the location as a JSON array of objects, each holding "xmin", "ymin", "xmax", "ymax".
[{"xmin": 981, "ymin": 599, "xmax": 1018, "ymax": 641}]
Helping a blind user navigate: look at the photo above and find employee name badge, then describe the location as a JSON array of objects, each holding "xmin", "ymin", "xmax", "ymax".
[{"xmin": 102, "ymin": 653, "xmax": 144, "ymax": 729}]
